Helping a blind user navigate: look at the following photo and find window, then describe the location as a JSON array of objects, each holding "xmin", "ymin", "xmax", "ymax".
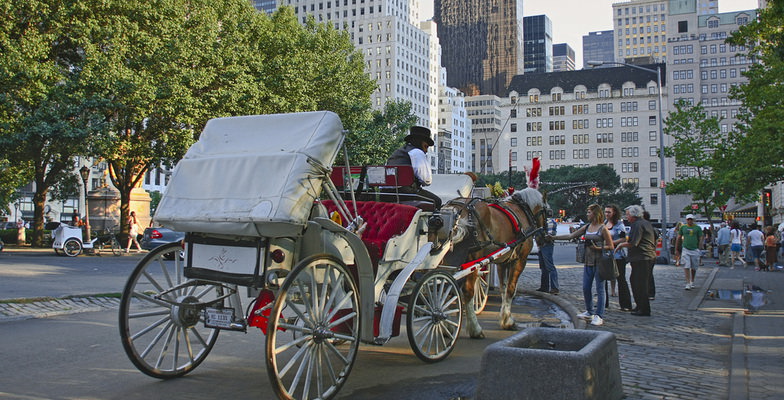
[
  {"xmin": 650, "ymin": 177, "xmax": 658, "ymax": 188},
  {"xmin": 650, "ymin": 194, "xmax": 658, "ymax": 205},
  {"xmin": 649, "ymin": 130, "xmax": 657, "ymax": 141},
  {"xmin": 649, "ymin": 100, "xmax": 657, "ymax": 110},
  {"xmin": 510, "ymin": 109, "xmax": 517, "ymax": 118},
  {"xmin": 510, "ymin": 123, "xmax": 517, "ymax": 132},
  {"xmin": 678, "ymin": 20, "xmax": 688, "ymax": 33},
  {"xmin": 650, "ymin": 162, "xmax": 658, "ymax": 172},
  {"xmin": 649, "ymin": 116, "xmax": 657, "ymax": 125}
]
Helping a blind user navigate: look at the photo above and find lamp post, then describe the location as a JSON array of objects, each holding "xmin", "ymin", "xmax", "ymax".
[
  {"xmin": 79, "ymin": 166, "xmax": 91, "ymax": 240},
  {"xmin": 587, "ymin": 60, "xmax": 669, "ymax": 261}
]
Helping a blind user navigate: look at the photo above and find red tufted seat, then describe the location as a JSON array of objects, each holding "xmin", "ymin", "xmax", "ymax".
[{"xmin": 319, "ymin": 200, "xmax": 419, "ymax": 269}]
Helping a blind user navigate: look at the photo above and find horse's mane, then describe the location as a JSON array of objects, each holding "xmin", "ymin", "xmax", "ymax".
[{"xmin": 509, "ymin": 187, "xmax": 543, "ymax": 209}]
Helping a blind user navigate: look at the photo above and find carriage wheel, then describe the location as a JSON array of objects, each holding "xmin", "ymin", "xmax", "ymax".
[
  {"xmin": 266, "ymin": 254, "xmax": 360, "ymax": 400},
  {"xmin": 63, "ymin": 238, "xmax": 82, "ymax": 257},
  {"xmin": 472, "ymin": 269, "xmax": 490, "ymax": 314},
  {"xmin": 119, "ymin": 242, "xmax": 221, "ymax": 379},
  {"xmin": 407, "ymin": 270, "xmax": 463, "ymax": 363}
]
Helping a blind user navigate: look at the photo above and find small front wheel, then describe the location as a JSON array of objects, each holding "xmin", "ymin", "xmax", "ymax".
[
  {"xmin": 407, "ymin": 270, "xmax": 462, "ymax": 363},
  {"xmin": 63, "ymin": 238, "xmax": 82, "ymax": 257},
  {"xmin": 266, "ymin": 254, "xmax": 360, "ymax": 400},
  {"xmin": 472, "ymin": 269, "xmax": 490, "ymax": 314}
]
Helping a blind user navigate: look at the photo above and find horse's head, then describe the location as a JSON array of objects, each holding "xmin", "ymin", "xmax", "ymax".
[{"xmin": 511, "ymin": 188, "xmax": 548, "ymax": 243}]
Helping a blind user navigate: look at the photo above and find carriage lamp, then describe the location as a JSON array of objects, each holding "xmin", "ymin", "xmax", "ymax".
[{"xmin": 270, "ymin": 248, "xmax": 286, "ymax": 264}]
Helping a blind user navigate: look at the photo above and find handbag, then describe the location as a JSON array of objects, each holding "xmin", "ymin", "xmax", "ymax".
[
  {"xmin": 598, "ymin": 250, "xmax": 619, "ymax": 280},
  {"xmin": 576, "ymin": 241, "xmax": 586, "ymax": 263}
]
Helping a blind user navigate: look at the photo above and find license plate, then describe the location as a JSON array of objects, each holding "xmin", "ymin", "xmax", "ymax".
[{"xmin": 204, "ymin": 307, "xmax": 235, "ymax": 329}]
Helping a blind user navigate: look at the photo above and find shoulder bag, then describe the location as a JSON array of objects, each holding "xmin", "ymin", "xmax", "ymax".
[
  {"xmin": 576, "ymin": 241, "xmax": 586, "ymax": 263},
  {"xmin": 597, "ymin": 226, "xmax": 619, "ymax": 280}
]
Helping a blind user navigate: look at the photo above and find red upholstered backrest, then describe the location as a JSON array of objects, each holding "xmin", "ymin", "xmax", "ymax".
[
  {"xmin": 319, "ymin": 200, "xmax": 419, "ymax": 268},
  {"xmin": 330, "ymin": 165, "xmax": 416, "ymax": 189}
]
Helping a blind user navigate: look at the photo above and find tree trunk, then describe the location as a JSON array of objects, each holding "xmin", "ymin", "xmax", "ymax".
[{"xmin": 31, "ymin": 174, "xmax": 49, "ymax": 247}]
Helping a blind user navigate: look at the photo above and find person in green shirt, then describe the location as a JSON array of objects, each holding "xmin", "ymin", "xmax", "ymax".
[{"xmin": 676, "ymin": 214, "xmax": 703, "ymax": 290}]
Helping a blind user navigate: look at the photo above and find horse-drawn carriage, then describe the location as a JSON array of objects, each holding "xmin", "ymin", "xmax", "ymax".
[{"xmin": 118, "ymin": 111, "xmax": 546, "ymax": 399}]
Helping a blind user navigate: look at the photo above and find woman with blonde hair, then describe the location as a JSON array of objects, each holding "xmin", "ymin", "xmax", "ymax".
[
  {"xmin": 126, "ymin": 211, "xmax": 142, "ymax": 253},
  {"xmin": 553, "ymin": 203, "xmax": 615, "ymax": 326}
]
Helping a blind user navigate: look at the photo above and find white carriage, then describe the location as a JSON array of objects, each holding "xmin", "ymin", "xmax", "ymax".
[{"xmin": 118, "ymin": 111, "xmax": 478, "ymax": 400}]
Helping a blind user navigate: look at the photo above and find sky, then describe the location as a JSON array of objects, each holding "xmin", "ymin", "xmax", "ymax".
[{"xmin": 419, "ymin": 0, "xmax": 759, "ymax": 69}]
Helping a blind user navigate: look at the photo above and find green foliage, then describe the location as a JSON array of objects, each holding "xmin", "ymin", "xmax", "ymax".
[
  {"xmin": 663, "ymin": 100, "xmax": 736, "ymax": 222},
  {"xmin": 341, "ymin": 99, "xmax": 417, "ymax": 166},
  {"xmin": 724, "ymin": 3, "xmax": 784, "ymax": 196},
  {"xmin": 475, "ymin": 171, "xmax": 528, "ymax": 190},
  {"xmin": 0, "ymin": 160, "xmax": 30, "ymax": 214},
  {"xmin": 48, "ymin": 172, "xmax": 81, "ymax": 204},
  {"xmin": 148, "ymin": 191, "xmax": 162, "ymax": 217},
  {"xmin": 540, "ymin": 165, "xmax": 641, "ymax": 221}
]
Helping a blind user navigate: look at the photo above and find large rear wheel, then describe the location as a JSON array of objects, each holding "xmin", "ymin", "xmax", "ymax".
[
  {"xmin": 63, "ymin": 238, "xmax": 82, "ymax": 257},
  {"xmin": 266, "ymin": 254, "xmax": 360, "ymax": 400},
  {"xmin": 407, "ymin": 270, "xmax": 462, "ymax": 363},
  {"xmin": 119, "ymin": 242, "xmax": 221, "ymax": 378}
]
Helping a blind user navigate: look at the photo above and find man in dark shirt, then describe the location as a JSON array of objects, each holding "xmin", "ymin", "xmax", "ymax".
[
  {"xmin": 386, "ymin": 126, "xmax": 441, "ymax": 208},
  {"xmin": 615, "ymin": 205, "xmax": 657, "ymax": 316}
]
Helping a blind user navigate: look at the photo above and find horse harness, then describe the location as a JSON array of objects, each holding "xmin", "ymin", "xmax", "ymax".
[{"xmin": 446, "ymin": 197, "xmax": 546, "ymax": 254}]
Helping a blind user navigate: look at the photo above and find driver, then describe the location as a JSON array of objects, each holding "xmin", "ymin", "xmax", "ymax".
[{"xmin": 386, "ymin": 126, "xmax": 442, "ymax": 208}]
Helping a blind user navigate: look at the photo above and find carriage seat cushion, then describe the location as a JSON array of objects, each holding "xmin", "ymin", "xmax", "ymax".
[{"xmin": 319, "ymin": 200, "xmax": 419, "ymax": 266}]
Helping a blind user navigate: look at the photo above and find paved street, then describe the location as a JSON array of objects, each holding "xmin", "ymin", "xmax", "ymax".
[{"xmin": 1, "ymin": 244, "xmax": 782, "ymax": 399}]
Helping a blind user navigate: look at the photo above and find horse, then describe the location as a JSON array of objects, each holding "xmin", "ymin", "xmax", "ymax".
[{"xmin": 442, "ymin": 188, "xmax": 547, "ymax": 339}]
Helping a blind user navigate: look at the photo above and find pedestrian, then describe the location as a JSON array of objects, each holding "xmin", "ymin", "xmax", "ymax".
[
  {"xmin": 536, "ymin": 215, "xmax": 559, "ymax": 295},
  {"xmin": 553, "ymin": 203, "xmax": 614, "ymax": 326},
  {"xmin": 386, "ymin": 126, "xmax": 441, "ymax": 208},
  {"xmin": 615, "ymin": 205, "xmax": 657, "ymax": 316},
  {"xmin": 126, "ymin": 211, "xmax": 142, "ymax": 253},
  {"xmin": 672, "ymin": 222, "xmax": 683, "ymax": 266},
  {"xmin": 605, "ymin": 204, "xmax": 632, "ymax": 311},
  {"xmin": 716, "ymin": 222, "xmax": 731, "ymax": 266},
  {"xmin": 764, "ymin": 226, "xmax": 778, "ymax": 271},
  {"xmin": 747, "ymin": 224, "xmax": 765, "ymax": 270},
  {"xmin": 730, "ymin": 220, "xmax": 747, "ymax": 267},
  {"xmin": 71, "ymin": 213, "xmax": 83, "ymax": 227},
  {"xmin": 642, "ymin": 210, "xmax": 658, "ymax": 300},
  {"xmin": 676, "ymin": 214, "xmax": 703, "ymax": 290}
]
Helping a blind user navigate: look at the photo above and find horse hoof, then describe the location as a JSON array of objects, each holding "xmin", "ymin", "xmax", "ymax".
[{"xmin": 470, "ymin": 332, "xmax": 485, "ymax": 339}]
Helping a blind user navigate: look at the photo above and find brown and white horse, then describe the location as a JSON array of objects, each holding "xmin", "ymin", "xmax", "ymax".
[{"xmin": 443, "ymin": 188, "xmax": 547, "ymax": 338}]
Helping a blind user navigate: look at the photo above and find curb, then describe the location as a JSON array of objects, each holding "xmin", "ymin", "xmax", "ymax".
[
  {"xmin": 729, "ymin": 311, "xmax": 747, "ymax": 400},
  {"xmin": 521, "ymin": 289, "xmax": 586, "ymax": 330},
  {"xmin": 0, "ymin": 296, "xmax": 121, "ymax": 323}
]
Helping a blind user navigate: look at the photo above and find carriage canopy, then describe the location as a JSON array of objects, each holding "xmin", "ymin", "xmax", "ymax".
[{"xmin": 155, "ymin": 111, "xmax": 344, "ymax": 237}]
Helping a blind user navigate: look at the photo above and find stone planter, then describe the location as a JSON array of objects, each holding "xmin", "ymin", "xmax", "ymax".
[{"xmin": 475, "ymin": 327, "xmax": 623, "ymax": 400}]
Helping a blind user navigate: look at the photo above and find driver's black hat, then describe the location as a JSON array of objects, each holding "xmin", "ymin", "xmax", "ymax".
[{"xmin": 404, "ymin": 126, "xmax": 434, "ymax": 146}]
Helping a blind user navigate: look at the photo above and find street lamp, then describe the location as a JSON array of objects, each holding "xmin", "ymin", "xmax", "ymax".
[
  {"xmin": 79, "ymin": 166, "xmax": 91, "ymax": 240},
  {"xmin": 587, "ymin": 60, "xmax": 669, "ymax": 261}
]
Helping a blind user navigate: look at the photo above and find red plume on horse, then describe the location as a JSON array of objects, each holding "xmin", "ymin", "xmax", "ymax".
[{"xmin": 442, "ymin": 183, "xmax": 547, "ymax": 338}]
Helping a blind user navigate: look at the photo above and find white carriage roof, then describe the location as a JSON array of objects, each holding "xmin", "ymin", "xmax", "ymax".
[{"xmin": 155, "ymin": 111, "xmax": 344, "ymax": 237}]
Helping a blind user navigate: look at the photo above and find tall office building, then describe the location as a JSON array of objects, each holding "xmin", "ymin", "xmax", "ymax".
[
  {"xmin": 613, "ymin": 0, "xmax": 669, "ymax": 62},
  {"xmin": 523, "ymin": 15, "xmax": 553, "ymax": 74},
  {"xmin": 434, "ymin": 0, "xmax": 524, "ymax": 96},
  {"xmin": 553, "ymin": 43, "xmax": 576, "ymax": 72},
  {"xmin": 280, "ymin": 0, "xmax": 439, "ymax": 133},
  {"xmin": 466, "ymin": 95, "xmax": 503, "ymax": 174},
  {"xmin": 582, "ymin": 30, "xmax": 615, "ymax": 68},
  {"xmin": 251, "ymin": 0, "xmax": 277, "ymax": 13}
]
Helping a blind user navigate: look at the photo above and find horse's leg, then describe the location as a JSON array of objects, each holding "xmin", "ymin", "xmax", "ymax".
[
  {"xmin": 499, "ymin": 258, "xmax": 527, "ymax": 330},
  {"xmin": 462, "ymin": 270, "xmax": 485, "ymax": 338}
]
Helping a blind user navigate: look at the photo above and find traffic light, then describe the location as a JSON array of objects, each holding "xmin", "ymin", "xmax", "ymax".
[
  {"xmin": 559, "ymin": 209, "xmax": 566, "ymax": 217},
  {"xmin": 589, "ymin": 187, "xmax": 600, "ymax": 196},
  {"xmin": 763, "ymin": 189, "xmax": 772, "ymax": 208}
]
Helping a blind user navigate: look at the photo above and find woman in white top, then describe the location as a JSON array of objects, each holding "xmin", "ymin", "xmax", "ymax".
[
  {"xmin": 126, "ymin": 211, "xmax": 142, "ymax": 253},
  {"xmin": 730, "ymin": 220, "xmax": 746, "ymax": 266}
]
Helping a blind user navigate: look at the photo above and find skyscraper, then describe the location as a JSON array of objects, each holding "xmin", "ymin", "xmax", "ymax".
[
  {"xmin": 523, "ymin": 15, "xmax": 553, "ymax": 74},
  {"xmin": 434, "ymin": 0, "xmax": 524, "ymax": 96},
  {"xmin": 582, "ymin": 30, "xmax": 615, "ymax": 68},
  {"xmin": 553, "ymin": 43, "xmax": 576, "ymax": 72}
]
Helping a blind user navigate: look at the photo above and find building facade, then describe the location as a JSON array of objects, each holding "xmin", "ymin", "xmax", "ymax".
[
  {"xmin": 523, "ymin": 15, "xmax": 553, "ymax": 74},
  {"xmin": 582, "ymin": 30, "xmax": 615, "ymax": 68},
  {"xmin": 499, "ymin": 65, "xmax": 674, "ymax": 222},
  {"xmin": 613, "ymin": 0, "xmax": 669, "ymax": 62},
  {"xmin": 438, "ymin": 68, "xmax": 471, "ymax": 174},
  {"xmin": 434, "ymin": 0, "xmax": 524, "ymax": 96},
  {"xmin": 552, "ymin": 43, "xmax": 576, "ymax": 72}
]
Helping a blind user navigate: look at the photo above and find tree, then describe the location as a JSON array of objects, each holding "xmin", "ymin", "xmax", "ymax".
[
  {"xmin": 341, "ymin": 99, "xmax": 418, "ymax": 166},
  {"xmin": 475, "ymin": 171, "xmax": 528, "ymax": 191},
  {"xmin": 724, "ymin": 2, "xmax": 784, "ymax": 195},
  {"xmin": 0, "ymin": 160, "xmax": 30, "ymax": 215},
  {"xmin": 663, "ymin": 100, "xmax": 735, "ymax": 225},
  {"xmin": 540, "ymin": 165, "xmax": 640, "ymax": 221},
  {"xmin": 0, "ymin": 0, "xmax": 108, "ymax": 245}
]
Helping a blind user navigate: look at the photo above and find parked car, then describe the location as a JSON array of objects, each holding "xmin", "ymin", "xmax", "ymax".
[{"xmin": 141, "ymin": 227, "xmax": 185, "ymax": 251}]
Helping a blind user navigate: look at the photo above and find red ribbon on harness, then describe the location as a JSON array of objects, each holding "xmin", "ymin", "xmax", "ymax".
[{"xmin": 488, "ymin": 203, "xmax": 520, "ymax": 234}]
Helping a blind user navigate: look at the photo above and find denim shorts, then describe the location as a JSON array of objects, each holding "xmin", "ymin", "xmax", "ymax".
[{"xmin": 731, "ymin": 243, "xmax": 742, "ymax": 252}]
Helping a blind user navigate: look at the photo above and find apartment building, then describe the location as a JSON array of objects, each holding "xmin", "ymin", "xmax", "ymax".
[
  {"xmin": 613, "ymin": 0, "xmax": 670, "ymax": 62},
  {"xmin": 437, "ymin": 68, "xmax": 472, "ymax": 174},
  {"xmin": 499, "ymin": 65, "xmax": 674, "ymax": 222}
]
